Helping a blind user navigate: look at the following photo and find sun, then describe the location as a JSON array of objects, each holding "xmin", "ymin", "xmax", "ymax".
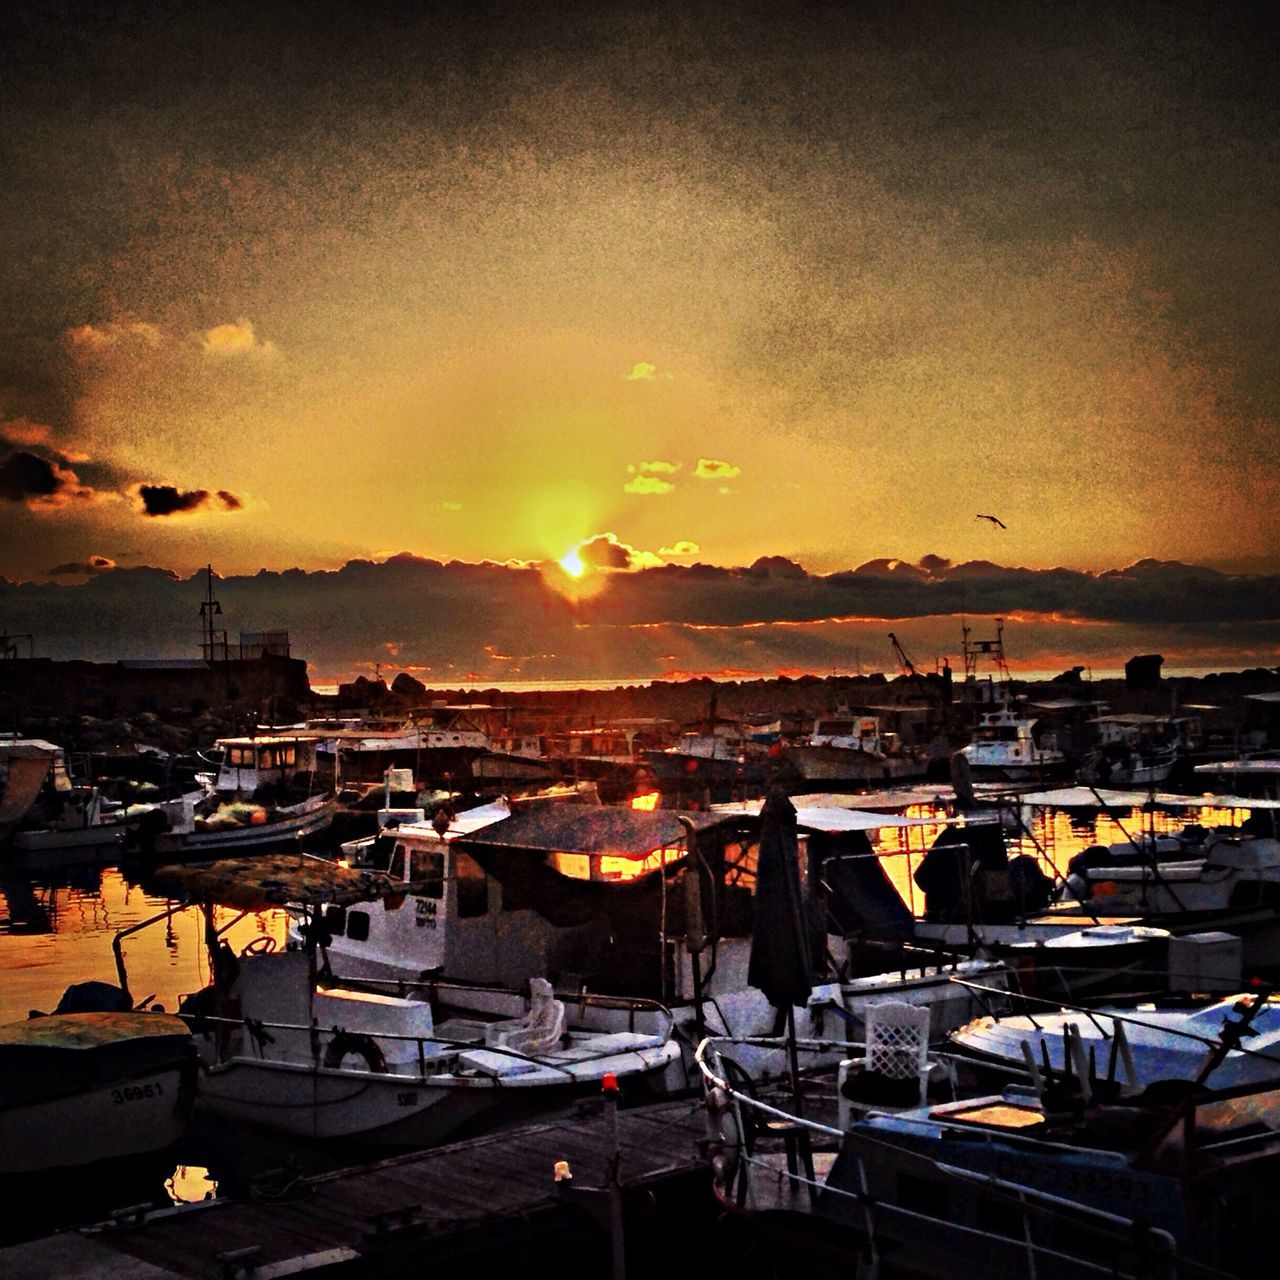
[{"xmin": 558, "ymin": 549, "xmax": 586, "ymax": 578}]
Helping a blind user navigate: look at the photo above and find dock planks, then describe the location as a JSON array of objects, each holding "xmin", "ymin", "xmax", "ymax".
[{"xmin": 0, "ymin": 1097, "xmax": 711, "ymax": 1279}]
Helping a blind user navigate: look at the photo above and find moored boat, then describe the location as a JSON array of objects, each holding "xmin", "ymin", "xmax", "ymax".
[{"xmin": 0, "ymin": 1009, "xmax": 195, "ymax": 1173}]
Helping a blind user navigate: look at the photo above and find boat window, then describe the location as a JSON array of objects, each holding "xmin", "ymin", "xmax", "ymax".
[
  {"xmin": 454, "ymin": 851, "xmax": 488, "ymax": 918},
  {"xmin": 346, "ymin": 910, "xmax": 370, "ymax": 942},
  {"xmin": 323, "ymin": 904, "xmax": 347, "ymax": 937},
  {"xmin": 550, "ymin": 852, "xmax": 592, "ymax": 881},
  {"xmin": 412, "ymin": 849, "xmax": 445, "ymax": 897},
  {"xmin": 228, "ymin": 746, "xmax": 253, "ymax": 766},
  {"xmin": 388, "ymin": 843, "xmax": 408, "ymax": 881}
]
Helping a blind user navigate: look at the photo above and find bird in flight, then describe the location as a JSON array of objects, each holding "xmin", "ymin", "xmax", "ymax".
[{"xmin": 976, "ymin": 513, "xmax": 1007, "ymax": 529}]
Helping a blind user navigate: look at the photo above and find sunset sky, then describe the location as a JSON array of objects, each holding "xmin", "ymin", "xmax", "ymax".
[{"xmin": 3, "ymin": 2, "xmax": 1279, "ymax": 682}]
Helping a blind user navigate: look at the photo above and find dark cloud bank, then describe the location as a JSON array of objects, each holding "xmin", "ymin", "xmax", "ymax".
[{"xmin": 2, "ymin": 555, "xmax": 1277, "ymax": 682}]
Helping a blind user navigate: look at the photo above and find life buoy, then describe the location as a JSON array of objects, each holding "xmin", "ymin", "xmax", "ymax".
[{"xmin": 322, "ymin": 1031, "xmax": 387, "ymax": 1074}]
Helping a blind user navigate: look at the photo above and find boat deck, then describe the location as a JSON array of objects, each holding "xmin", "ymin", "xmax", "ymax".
[{"xmin": 0, "ymin": 1097, "xmax": 711, "ymax": 1278}]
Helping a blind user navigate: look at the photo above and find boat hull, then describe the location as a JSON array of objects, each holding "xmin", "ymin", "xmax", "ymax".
[
  {"xmin": 0, "ymin": 1065, "xmax": 191, "ymax": 1173},
  {"xmin": 151, "ymin": 796, "xmax": 335, "ymax": 856}
]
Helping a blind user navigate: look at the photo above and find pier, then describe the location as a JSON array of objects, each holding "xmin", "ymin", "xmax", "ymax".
[{"xmin": 0, "ymin": 1097, "xmax": 713, "ymax": 1279}]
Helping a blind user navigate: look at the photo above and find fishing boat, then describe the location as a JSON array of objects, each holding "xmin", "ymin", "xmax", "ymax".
[
  {"xmin": 697, "ymin": 991, "xmax": 1280, "ymax": 1277},
  {"xmin": 0, "ymin": 1006, "xmax": 196, "ymax": 1173},
  {"xmin": 138, "ymin": 733, "xmax": 334, "ymax": 857},
  {"xmin": 142, "ymin": 856, "xmax": 680, "ymax": 1144},
  {"xmin": 782, "ymin": 708, "xmax": 930, "ymax": 785},
  {"xmin": 306, "ymin": 796, "xmax": 1013, "ymax": 1086},
  {"xmin": 1079, "ymin": 713, "xmax": 1202, "ymax": 788}
]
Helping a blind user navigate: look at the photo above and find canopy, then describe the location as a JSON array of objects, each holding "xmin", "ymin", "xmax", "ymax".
[
  {"xmin": 457, "ymin": 806, "xmax": 736, "ymax": 859},
  {"xmin": 0, "ymin": 1011, "xmax": 191, "ymax": 1049},
  {"xmin": 715, "ymin": 798, "xmax": 950, "ymax": 833},
  {"xmin": 1012, "ymin": 786, "xmax": 1280, "ymax": 811},
  {"xmin": 153, "ymin": 854, "xmax": 399, "ymax": 908}
]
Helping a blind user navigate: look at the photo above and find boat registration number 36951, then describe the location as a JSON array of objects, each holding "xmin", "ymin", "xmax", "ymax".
[{"xmin": 111, "ymin": 1081, "xmax": 164, "ymax": 1104}]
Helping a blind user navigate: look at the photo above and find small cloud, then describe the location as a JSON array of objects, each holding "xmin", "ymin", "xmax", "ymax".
[
  {"xmin": 624, "ymin": 361, "xmax": 657, "ymax": 381},
  {"xmin": 137, "ymin": 484, "xmax": 245, "ymax": 517},
  {"xmin": 66, "ymin": 320, "xmax": 163, "ymax": 356},
  {"xmin": 580, "ymin": 533, "xmax": 635, "ymax": 570},
  {"xmin": 624, "ymin": 475, "xmax": 675, "ymax": 496},
  {"xmin": 384, "ymin": 641, "xmax": 401, "ymax": 657},
  {"xmin": 0, "ymin": 449, "xmax": 96, "ymax": 508},
  {"xmin": 46, "ymin": 555, "xmax": 116, "ymax": 577},
  {"xmin": 695, "ymin": 458, "xmax": 741, "ymax": 480},
  {"xmin": 441, "ymin": 501, "xmax": 462, "ymax": 511},
  {"xmin": 718, "ymin": 486, "xmax": 732, "ymax": 495},
  {"xmin": 660, "ymin": 540, "xmax": 700, "ymax": 557},
  {"xmin": 200, "ymin": 319, "xmax": 276, "ymax": 360},
  {"xmin": 629, "ymin": 460, "xmax": 679, "ymax": 475}
]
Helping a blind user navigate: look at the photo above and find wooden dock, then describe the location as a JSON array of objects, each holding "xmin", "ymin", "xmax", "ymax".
[{"xmin": 0, "ymin": 1097, "xmax": 715, "ymax": 1279}]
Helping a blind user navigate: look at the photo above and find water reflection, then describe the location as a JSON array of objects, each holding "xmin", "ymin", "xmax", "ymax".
[{"xmin": 0, "ymin": 866, "xmax": 285, "ymax": 1024}]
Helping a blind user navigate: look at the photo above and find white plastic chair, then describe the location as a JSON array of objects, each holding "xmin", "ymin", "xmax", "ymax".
[
  {"xmin": 838, "ymin": 1000, "xmax": 934, "ymax": 1128},
  {"xmin": 484, "ymin": 977, "xmax": 566, "ymax": 1054}
]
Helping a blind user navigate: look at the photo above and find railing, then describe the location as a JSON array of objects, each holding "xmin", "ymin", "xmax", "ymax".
[
  {"xmin": 694, "ymin": 1036, "xmax": 1225, "ymax": 1280},
  {"xmin": 184, "ymin": 989, "xmax": 678, "ymax": 1085}
]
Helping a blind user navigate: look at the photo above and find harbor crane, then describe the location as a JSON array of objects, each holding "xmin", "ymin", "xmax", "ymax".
[{"xmin": 887, "ymin": 632, "xmax": 919, "ymax": 680}]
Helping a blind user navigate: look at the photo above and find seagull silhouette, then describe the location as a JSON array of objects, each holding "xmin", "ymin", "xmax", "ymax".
[{"xmin": 976, "ymin": 513, "xmax": 1007, "ymax": 529}]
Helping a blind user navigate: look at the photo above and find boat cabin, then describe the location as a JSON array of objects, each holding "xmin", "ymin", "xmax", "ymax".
[{"xmin": 214, "ymin": 735, "xmax": 320, "ymax": 795}]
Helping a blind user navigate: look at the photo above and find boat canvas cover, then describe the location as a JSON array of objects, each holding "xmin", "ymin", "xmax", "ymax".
[
  {"xmin": 153, "ymin": 854, "xmax": 400, "ymax": 908},
  {"xmin": 457, "ymin": 806, "xmax": 736, "ymax": 858},
  {"xmin": 0, "ymin": 1012, "xmax": 193, "ymax": 1109},
  {"xmin": 0, "ymin": 749, "xmax": 54, "ymax": 836},
  {"xmin": 1016, "ymin": 785, "xmax": 1280, "ymax": 810}
]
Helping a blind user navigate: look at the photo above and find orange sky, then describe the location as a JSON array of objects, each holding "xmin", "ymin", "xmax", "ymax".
[{"xmin": 2, "ymin": 3, "xmax": 1279, "ymax": 594}]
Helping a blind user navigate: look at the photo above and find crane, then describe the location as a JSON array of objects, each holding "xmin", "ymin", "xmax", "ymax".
[{"xmin": 887, "ymin": 632, "xmax": 919, "ymax": 680}]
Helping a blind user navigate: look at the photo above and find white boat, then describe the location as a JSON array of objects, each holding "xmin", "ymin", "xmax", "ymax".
[
  {"xmin": 1079, "ymin": 713, "xmax": 1202, "ymax": 787},
  {"xmin": 150, "ymin": 856, "xmax": 680, "ymax": 1144},
  {"xmin": 308, "ymin": 799, "xmax": 1012, "ymax": 1086},
  {"xmin": 960, "ymin": 702, "xmax": 1074, "ymax": 781},
  {"xmin": 952, "ymin": 992, "xmax": 1280, "ymax": 1092},
  {"xmin": 0, "ymin": 1010, "xmax": 195, "ymax": 1173},
  {"xmin": 143, "ymin": 733, "xmax": 334, "ymax": 856},
  {"xmin": 783, "ymin": 710, "xmax": 928, "ymax": 784}
]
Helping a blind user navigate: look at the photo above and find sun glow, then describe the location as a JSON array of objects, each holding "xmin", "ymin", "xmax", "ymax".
[{"xmin": 558, "ymin": 549, "xmax": 586, "ymax": 578}]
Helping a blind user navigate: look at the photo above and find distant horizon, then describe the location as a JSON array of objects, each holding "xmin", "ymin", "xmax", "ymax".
[{"xmin": 4, "ymin": 550, "xmax": 1278, "ymax": 689}]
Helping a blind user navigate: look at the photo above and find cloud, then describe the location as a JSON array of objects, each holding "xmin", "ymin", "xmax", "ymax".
[
  {"xmin": 200, "ymin": 320, "xmax": 276, "ymax": 360},
  {"xmin": 660, "ymin": 540, "xmax": 700, "ymax": 557},
  {"xmin": 623, "ymin": 474, "xmax": 675, "ymax": 495},
  {"xmin": 66, "ymin": 321, "xmax": 163, "ymax": 356},
  {"xmin": 137, "ymin": 484, "xmax": 245, "ymax": 517},
  {"xmin": 46, "ymin": 555, "xmax": 116, "ymax": 577},
  {"xmin": 5, "ymin": 553, "xmax": 1280, "ymax": 682},
  {"xmin": 0, "ymin": 418, "xmax": 91, "ymax": 464},
  {"xmin": 579, "ymin": 533, "xmax": 636, "ymax": 570},
  {"xmin": 627, "ymin": 460, "xmax": 680, "ymax": 475},
  {"xmin": 695, "ymin": 458, "xmax": 742, "ymax": 480},
  {"xmin": 441, "ymin": 501, "xmax": 462, "ymax": 511},
  {"xmin": 0, "ymin": 449, "xmax": 96, "ymax": 508}
]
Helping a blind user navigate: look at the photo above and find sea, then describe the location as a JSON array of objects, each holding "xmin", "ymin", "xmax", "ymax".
[
  {"xmin": 309, "ymin": 663, "xmax": 1258, "ymax": 697},
  {"xmin": 0, "ymin": 791, "xmax": 1258, "ymax": 1244}
]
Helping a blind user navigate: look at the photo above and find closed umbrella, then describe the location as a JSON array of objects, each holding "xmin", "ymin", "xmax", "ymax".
[{"xmin": 748, "ymin": 788, "xmax": 813, "ymax": 1011}]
